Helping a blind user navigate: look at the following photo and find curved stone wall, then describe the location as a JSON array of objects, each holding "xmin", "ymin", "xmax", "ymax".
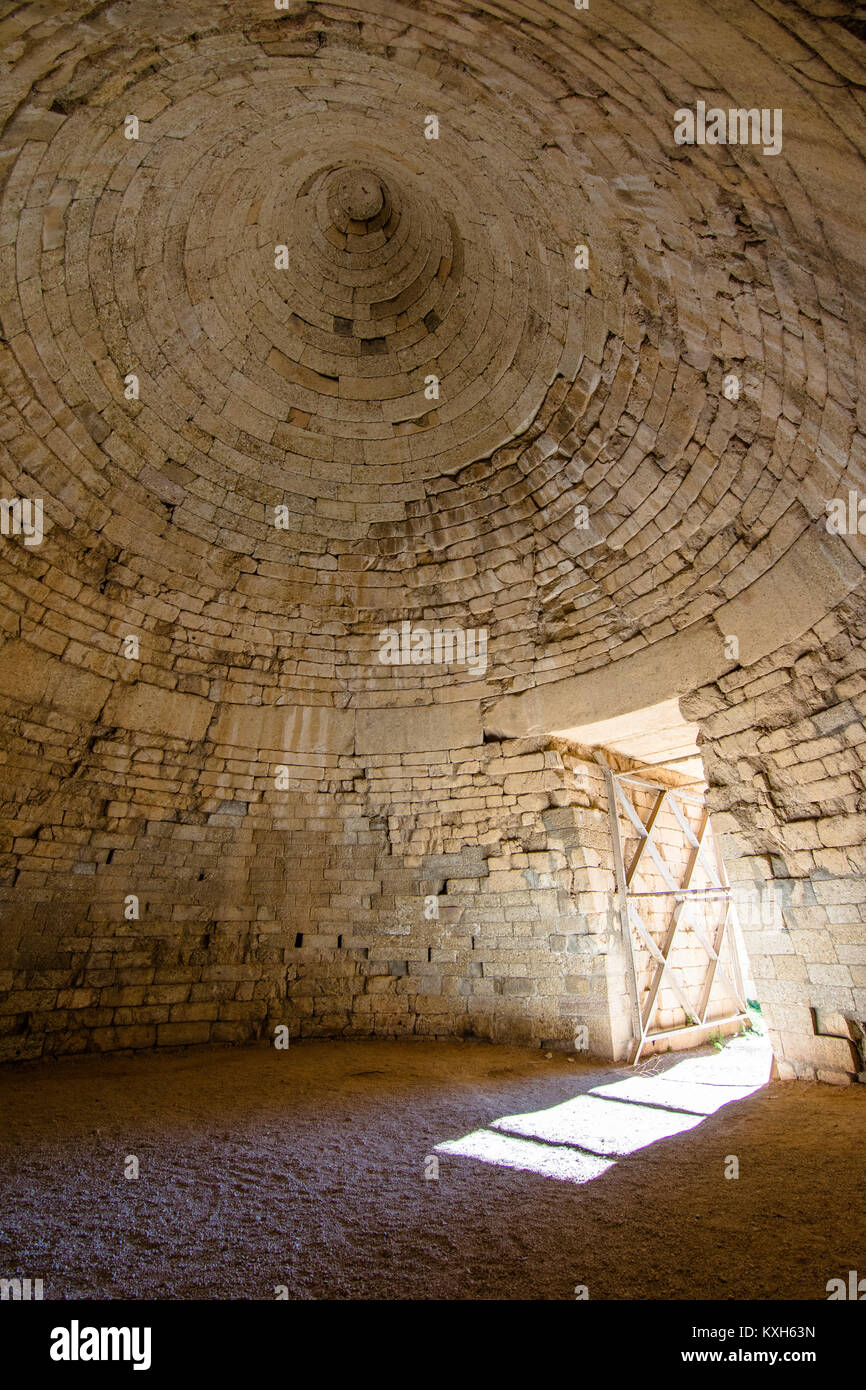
[{"xmin": 1, "ymin": 0, "xmax": 865, "ymax": 1076}]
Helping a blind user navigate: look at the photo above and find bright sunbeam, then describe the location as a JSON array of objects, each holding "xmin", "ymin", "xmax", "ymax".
[
  {"xmin": 491, "ymin": 1093, "xmax": 704, "ymax": 1155},
  {"xmin": 434, "ymin": 1034, "xmax": 773, "ymax": 1185},
  {"xmin": 587, "ymin": 1076, "xmax": 761, "ymax": 1115},
  {"xmin": 434, "ymin": 1128, "xmax": 616, "ymax": 1184}
]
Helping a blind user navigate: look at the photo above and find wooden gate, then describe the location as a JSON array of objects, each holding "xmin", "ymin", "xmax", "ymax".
[{"xmin": 599, "ymin": 762, "xmax": 750, "ymax": 1064}]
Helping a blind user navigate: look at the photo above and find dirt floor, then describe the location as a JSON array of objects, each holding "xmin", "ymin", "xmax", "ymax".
[{"xmin": 0, "ymin": 1034, "xmax": 863, "ymax": 1301}]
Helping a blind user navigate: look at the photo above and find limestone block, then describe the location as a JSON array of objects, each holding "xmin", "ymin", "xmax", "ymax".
[{"xmin": 104, "ymin": 683, "xmax": 212, "ymax": 741}]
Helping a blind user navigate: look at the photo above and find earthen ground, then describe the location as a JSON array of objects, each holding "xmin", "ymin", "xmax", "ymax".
[{"xmin": 0, "ymin": 1037, "xmax": 863, "ymax": 1301}]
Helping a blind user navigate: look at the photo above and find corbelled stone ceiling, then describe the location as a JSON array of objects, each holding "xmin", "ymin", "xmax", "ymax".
[{"xmin": 2, "ymin": 0, "xmax": 863, "ymax": 709}]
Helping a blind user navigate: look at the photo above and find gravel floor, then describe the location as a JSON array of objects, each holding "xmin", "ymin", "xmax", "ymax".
[{"xmin": 0, "ymin": 1035, "xmax": 863, "ymax": 1300}]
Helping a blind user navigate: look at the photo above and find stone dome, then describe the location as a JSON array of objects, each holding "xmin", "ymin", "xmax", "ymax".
[{"xmin": 1, "ymin": 0, "xmax": 865, "ymax": 1081}]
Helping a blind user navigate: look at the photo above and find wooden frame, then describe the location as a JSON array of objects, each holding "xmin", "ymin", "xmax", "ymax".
[{"xmin": 597, "ymin": 760, "xmax": 749, "ymax": 1065}]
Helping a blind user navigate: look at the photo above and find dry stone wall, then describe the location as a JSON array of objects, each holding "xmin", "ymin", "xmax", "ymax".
[
  {"xmin": 0, "ymin": 730, "xmax": 635, "ymax": 1061},
  {"xmin": 684, "ymin": 586, "xmax": 866, "ymax": 1083},
  {"xmin": 1, "ymin": 0, "xmax": 866, "ymax": 1079}
]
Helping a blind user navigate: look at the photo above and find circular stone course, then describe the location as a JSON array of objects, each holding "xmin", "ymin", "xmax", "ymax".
[{"xmin": 335, "ymin": 168, "xmax": 385, "ymax": 223}]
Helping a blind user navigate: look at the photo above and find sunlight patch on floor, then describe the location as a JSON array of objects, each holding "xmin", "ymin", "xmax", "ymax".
[
  {"xmin": 434, "ymin": 1128, "xmax": 616, "ymax": 1183},
  {"xmin": 434, "ymin": 1033, "xmax": 773, "ymax": 1185},
  {"xmin": 491, "ymin": 1093, "xmax": 705, "ymax": 1155}
]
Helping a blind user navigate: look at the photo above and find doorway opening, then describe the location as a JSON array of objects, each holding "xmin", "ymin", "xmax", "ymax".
[
  {"xmin": 554, "ymin": 697, "xmax": 762, "ymax": 1067},
  {"xmin": 598, "ymin": 761, "xmax": 755, "ymax": 1065}
]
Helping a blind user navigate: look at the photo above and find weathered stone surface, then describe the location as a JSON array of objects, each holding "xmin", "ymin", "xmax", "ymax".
[
  {"xmin": 355, "ymin": 703, "xmax": 482, "ymax": 755},
  {"xmin": 212, "ymin": 704, "xmax": 354, "ymax": 756},
  {"xmin": 0, "ymin": 0, "xmax": 865, "ymax": 1081},
  {"xmin": 0, "ymin": 642, "xmax": 110, "ymax": 720},
  {"xmin": 103, "ymin": 684, "xmax": 212, "ymax": 742}
]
